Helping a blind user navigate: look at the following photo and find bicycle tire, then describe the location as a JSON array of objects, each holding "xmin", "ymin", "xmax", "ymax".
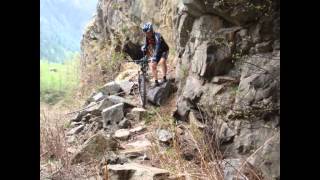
[{"xmin": 138, "ymin": 72, "xmax": 147, "ymax": 108}]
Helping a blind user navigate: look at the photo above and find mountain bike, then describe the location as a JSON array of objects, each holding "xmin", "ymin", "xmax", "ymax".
[{"xmin": 132, "ymin": 55, "xmax": 149, "ymax": 108}]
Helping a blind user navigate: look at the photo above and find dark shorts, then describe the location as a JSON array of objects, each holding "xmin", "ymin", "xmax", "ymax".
[{"xmin": 152, "ymin": 51, "xmax": 169, "ymax": 63}]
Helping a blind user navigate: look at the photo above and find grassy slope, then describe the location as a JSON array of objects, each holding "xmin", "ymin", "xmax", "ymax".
[{"xmin": 40, "ymin": 55, "xmax": 80, "ymax": 104}]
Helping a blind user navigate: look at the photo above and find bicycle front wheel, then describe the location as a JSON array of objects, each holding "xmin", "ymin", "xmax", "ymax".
[{"xmin": 138, "ymin": 72, "xmax": 147, "ymax": 108}]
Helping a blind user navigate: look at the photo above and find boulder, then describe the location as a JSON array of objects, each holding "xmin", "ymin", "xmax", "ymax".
[
  {"xmin": 69, "ymin": 121, "xmax": 83, "ymax": 128},
  {"xmin": 218, "ymin": 122, "xmax": 236, "ymax": 144},
  {"xmin": 92, "ymin": 92, "xmax": 105, "ymax": 102},
  {"xmin": 114, "ymin": 129, "xmax": 131, "ymax": 140},
  {"xmin": 156, "ymin": 129, "xmax": 173, "ymax": 144},
  {"xmin": 189, "ymin": 111, "xmax": 205, "ymax": 130},
  {"xmin": 175, "ymin": 125, "xmax": 198, "ymax": 161},
  {"xmin": 128, "ymin": 107, "xmax": 147, "ymax": 121},
  {"xmin": 70, "ymin": 111, "xmax": 86, "ymax": 122},
  {"xmin": 85, "ymin": 102, "xmax": 102, "ymax": 116},
  {"xmin": 129, "ymin": 126, "xmax": 146, "ymax": 134},
  {"xmin": 182, "ymin": 75, "xmax": 203, "ymax": 101},
  {"xmin": 107, "ymin": 95, "xmax": 138, "ymax": 107},
  {"xmin": 147, "ymin": 82, "xmax": 175, "ymax": 106},
  {"xmin": 102, "ymin": 103, "xmax": 124, "ymax": 128},
  {"xmin": 67, "ymin": 124, "xmax": 84, "ymax": 136},
  {"xmin": 182, "ymin": 0, "xmax": 206, "ymax": 17},
  {"xmin": 126, "ymin": 139, "xmax": 151, "ymax": 149},
  {"xmin": 71, "ymin": 133, "xmax": 118, "ymax": 164},
  {"xmin": 191, "ymin": 41, "xmax": 233, "ymax": 79},
  {"xmin": 254, "ymin": 41, "xmax": 273, "ymax": 53},
  {"xmin": 116, "ymin": 80, "xmax": 135, "ymax": 95},
  {"xmin": 174, "ymin": 97, "xmax": 191, "ymax": 121},
  {"xmin": 99, "ymin": 81, "xmax": 121, "ymax": 95},
  {"xmin": 211, "ymin": 76, "xmax": 236, "ymax": 84},
  {"xmin": 120, "ymin": 147, "xmax": 147, "ymax": 159},
  {"xmin": 118, "ymin": 118, "xmax": 132, "ymax": 129},
  {"xmin": 208, "ymin": 159, "xmax": 256, "ymax": 180},
  {"xmin": 107, "ymin": 163, "xmax": 170, "ymax": 180}
]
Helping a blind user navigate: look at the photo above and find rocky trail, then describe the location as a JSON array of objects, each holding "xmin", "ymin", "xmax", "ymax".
[
  {"xmin": 55, "ymin": 66, "xmax": 186, "ymax": 179},
  {"xmin": 41, "ymin": 0, "xmax": 280, "ymax": 179}
]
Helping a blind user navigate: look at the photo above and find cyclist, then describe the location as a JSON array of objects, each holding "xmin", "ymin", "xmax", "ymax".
[{"xmin": 141, "ymin": 22, "xmax": 169, "ymax": 87}]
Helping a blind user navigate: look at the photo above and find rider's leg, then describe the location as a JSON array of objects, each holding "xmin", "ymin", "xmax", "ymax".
[
  {"xmin": 150, "ymin": 61, "xmax": 158, "ymax": 82},
  {"xmin": 158, "ymin": 57, "xmax": 167, "ymax": 81}
]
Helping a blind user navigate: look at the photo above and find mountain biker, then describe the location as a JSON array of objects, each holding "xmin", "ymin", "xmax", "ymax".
[{"xmin": 141, "ymin": 22, "xmax": 169, "ymax": 87}]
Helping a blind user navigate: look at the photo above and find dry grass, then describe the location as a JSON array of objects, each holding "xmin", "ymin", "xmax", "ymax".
[
  {"xmin": 40, "ymin": 103, "xmax": 101, "ymax": 179},
  {"xmin": 146, "ymin": 110, "xmax": 224, "ymax": 180},
  {"xmin": 144, "ymin": 97, "xmax": 265, "ymax": 180}
]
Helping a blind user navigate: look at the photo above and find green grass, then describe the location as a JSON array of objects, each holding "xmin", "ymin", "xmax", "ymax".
[{"xmin": 40, "ymin": 54, "xmax": 80, "ymax": 104}]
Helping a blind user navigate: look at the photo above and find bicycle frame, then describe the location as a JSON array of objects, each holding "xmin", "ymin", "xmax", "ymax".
[{"xmin": 127, "ymin": 55, "xmax": 149, "ymax": 107}]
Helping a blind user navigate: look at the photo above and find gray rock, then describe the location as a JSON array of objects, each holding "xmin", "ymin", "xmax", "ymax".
[
  {"xmin": 70, "ymin": 111, "xmax": 86, "ymax": 122},
  {"xmin": 191, "ymin": 41, "xmax": 233, "ymax": 78},
  {"xmin": 71, "ymin": 133, "xmax": 118, "ymax": 164},
  {"xmin": 235, "ymin": 53, "xmax": 280, "ymax": 110},
  {"xmin": 114, "ymin": 129, "xmax": 131, "ymax": 140},
  {"xmin": 89, "ymin": 116, "xmax": 102, "ymax": 123},
  {"xmin": 273, "ymin": 39, "xmax": 280, "ymax": 50},
  {"xmin": 176, "ymin": 13, "xmax": 195, "ymax": 52},
  {"xmin": 129, "ymin": 126, "xmax": 146, "ymax": 134},
  {"xmin": 69, "ymin": 121, "xmax": 83, "ymax": 128},
  {"xmin": 82, "ymin": 113, "xmax": 92, "ymax": 123},
  {"xmin": 126, "ymin": 140, "xmax": 151, "ymax": 149},
  {"xmin": 182, "ymin": 75, "xmax": 203, "ymax": 101},
  {"xmin": 102, "ymin": 151, "xmax": 128, "ymax": 166},
  {"xmin": 118, "ymin": 118, "xmax": 131, "ymax": 129},
  {"xmin": 92, "ymin": 92, "xmax": 105, "ymax": 102},
  {"xmin": 207, "ymin": 0, "xmax": 267, "ymax": 25},
  {"xmin": 248, "ymin": 132, "xmax": 280, "ymax": 180},
  {"xmin": 107, "ymin": 95, "xmax": 138, "ymax": 107},
  {"xmin": 120, "ymin": 148, "xmax": 147, "ymax": 160},
  {"xmin": 211, "ymin": 76, "xmax": 236, "ymax": 84},
  {"xmin": 67, "ymin": 125, "xmax": 84, "ymax": 136},
  {"xmin": 116, "ymin": 80, "xmax": 135, "ymax": 95},
  {"xmin": 89, "ymin": 121, "xmax": 103, "ymax": 133},
  {"xmin": 190, "ymin": 15, "xmax": 223, "ymax": 40},
  {"xmin": 128, "ymin": 107, "xmax": 147, "ymax": 121},
  {"xmin": 174, "ymin": 97, "xmax": 191, "ymax": 121},
  {"xmin": 147, "ymin": 81, "xmax": 175, "ymax": 106},
  {"xmin": 85, "ymin": 102, "xmax": 101, "ymax": 116},
  {"xmin": 182, "ymin": 0, "xmax": 206, "ymax": 17},
  {"xmin": 219, "ymin": 122, "xmax": 236, "ymax": 144},
  {"xmin": 102, "ymin": 103, "xmax": 124, "ymax": 128},
  {"xmin": 99, "ymin": 81, "xmax": 121, "ymax": 95},
  {"xmin": 107, "ymin": 163, "xmax": 170, "ymax": 180},
  {"xmin": 189, "ymin": 111, "xmax": 205, "ymax": 129},
  {"xmin": 156, "ymin": 129, "xmax": 173, "ymax": 143},
  {"xmin": 122, "ymin": 40, "xmax": 144, "ymax": 61},
  {"xmin": 255, "ymin": 41, "xmax": 273, "ymax": 53},
  {"xmin": 220, "ymin": 159, "xmax": 250, "ymax": 180},
  {"xmin": 175, "ymin": 125, "xmax": 198, "ymax": 161}
]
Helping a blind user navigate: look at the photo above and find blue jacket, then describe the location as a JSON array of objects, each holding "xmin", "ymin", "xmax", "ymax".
[{"xmin": 142, "ymin": 32, "xmax": 169, "ymax": 60}]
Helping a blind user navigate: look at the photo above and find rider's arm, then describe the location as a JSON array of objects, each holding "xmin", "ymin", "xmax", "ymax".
[
  {"xmin": 151, "ymin": 33, "xmax": 161, "ymax": 60},
  {"xmin": 141, "ymin": 37, "xmax": 147, "ymax": 56}
]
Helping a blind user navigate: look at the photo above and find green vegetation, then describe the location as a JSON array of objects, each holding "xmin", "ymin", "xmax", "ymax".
[{"xmin": 40, "ymin": 53, "xmax": 80, "ymax": 105}]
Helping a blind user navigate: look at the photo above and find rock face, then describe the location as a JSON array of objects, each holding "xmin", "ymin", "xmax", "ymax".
[
  {"xmin": 107, "ymin": 163, "xmax": 170, "ymax": 180},
  {"xmin": 81, "ymin": 0, "xmax": 280, "ymax": 179}
]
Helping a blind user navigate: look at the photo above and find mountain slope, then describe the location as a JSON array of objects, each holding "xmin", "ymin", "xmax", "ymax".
[{"xmin": 40, "ymin": 0, "xmax": 97, "ymax": 63}]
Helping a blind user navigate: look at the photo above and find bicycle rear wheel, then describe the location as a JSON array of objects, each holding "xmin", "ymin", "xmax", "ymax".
[{"xmin": 138, "ymin": 72, "xmax": 147, "ymax": 108}]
